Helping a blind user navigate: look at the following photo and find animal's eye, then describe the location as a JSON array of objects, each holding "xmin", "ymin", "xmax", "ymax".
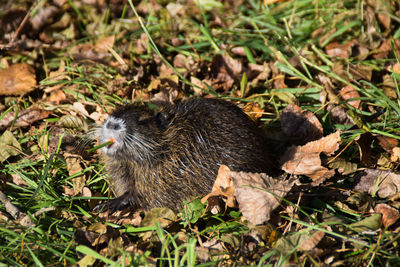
[{"xmin": 155, "ymin": 111, "xmax": 171, "ymax": 130}]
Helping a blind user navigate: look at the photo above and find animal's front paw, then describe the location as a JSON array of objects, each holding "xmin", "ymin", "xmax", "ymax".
[{"xmin": 93, "ymin": 192, "xmax": 132, "ymax": 214}]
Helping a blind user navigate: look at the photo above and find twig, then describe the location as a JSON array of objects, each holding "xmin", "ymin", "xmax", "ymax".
[{"xmin": 0, "ymin": 190, "xmax": 35, "ymax": 227}]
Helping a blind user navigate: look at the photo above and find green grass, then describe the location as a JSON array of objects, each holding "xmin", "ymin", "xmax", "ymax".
[{"xmin": 1, "ymin": 0, "xmax": 400, "ymax": 265}]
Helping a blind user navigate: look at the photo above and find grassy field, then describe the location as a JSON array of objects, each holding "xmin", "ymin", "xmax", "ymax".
[{"xmin": 1, "ymin": 0, "xmax": 400, "ymax": 265}]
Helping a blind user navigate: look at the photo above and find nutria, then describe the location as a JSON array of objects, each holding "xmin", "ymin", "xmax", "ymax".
[{"xmin": 94, "ymin": 98, "xmax": 279, "ymax": 213}]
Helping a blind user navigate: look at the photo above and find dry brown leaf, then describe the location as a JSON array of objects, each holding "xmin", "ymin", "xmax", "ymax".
[
  {"xmin": 349, "ymin": 64, "xmax": 374, "ymax": 81},
  {"xmin": 231, "ymin": 170, "xmax": 295, "ymax": 225},
  {"xmin": 201, "ymin": 165, "xmax": 236, "ymax": 208},
  {"xmin": 356, "ymin": 132, "xmax": 373, "ymax": 167},
  {"xmin": 11, "ymin": 173, "xmax": 28, "ymax": 186},
  {"xmin": 373, "ymin": 37, "xmax": 400, "ymax": 59},
  {"xmin": 173, "ymin": 54, "xmax": 195, "ymax": 72},
  {"xmin": 375, "ymin": 203, "xmax": 400, "ymax": 228},
  {"xmin": 231, "ymin": 46, "xmax": 246, "ymax": 56},
  {"xmin": 339, "ymin": 85, "xmax": 361, "ymax": 109},
  {"xmin": 280, "ymin": 130, "xmax": 341, "ymax": 181},
  {"xmin": 280, "ymin": 104, "xmax": 323, "ymax": 142},
  {"xmin": 190, "ymin": 76, "xmax": 207, "ymax": 95},
  {"xmin": 0, "ymin": 107, "xmax": 51, "ymax": 130},
  {"xmin": 393, "ymin": 63, "xmax": 400, "ymax": 74},
  {"xmin": 247, "ymin": 62, "xmax": 271, "ymax": 85},
  {"xmin": 209, "ymin": 54, "xmax": 242, "ymax": 91},
  {"xmin": 353, "ymin": 169, "xmax": 400, "ymax": 198},
  {"xmin": 0, "ymin": 63, "xmax": 36, "ymax": 95},
  {"xmin": 390, "ymin": 147, "xmax": 400, "ymax": 162},
  {"xmin": 243, "ymin": 102, "xmax": 264, "ymax": 121},
  {"xmin": 95, "ymin": 35, "xmax": 115, "ymax": 53},
  {"xmin": 382, "ymin": 74, "xmax": 398, "ymax": 99},
  {"xmin": 299, "ymin": 231, "xmax": 325, "ymax": 251},
  {"xmin": 328, "ymin": 105, "xmax": 355, "ymax": 125},
  {"xmin": 325, "ymin": 40, "xmax": 357, "ymax": 59},
  {"xmin": 272, "ymin": 74, "xmax": 287, "ymax": 89},
  {"xmin": 64, "ymin": 153, "xmax": 86, "ymax": 196},
  {"xmin": 376, "ymin": 135, "xmax": 398, "ymax": 153}
]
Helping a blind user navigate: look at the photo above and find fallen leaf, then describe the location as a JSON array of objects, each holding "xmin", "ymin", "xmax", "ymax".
[
  {"xmin": 390, "ymin": 147, "xmax": 400, "ymax": 162},
  {"xmin": 356, "ymin": 132, "xmax": 374, "ymax": 166},
  {"xmin": 247, "ymin": 62, "xmax": 271, "ymax": 85},
  {"xmin": 0, "ymin": 9, "xmax": 32, "ymax": 40},
  {"xmin": 0, "ymin": 63, "xmax": 36, "ymax": 95},
  {"xmin": 272, "ymin": 74, "xmax": 287, "ymax": 89},
  {"xmin": 325, "ymin": 40, "xmax": 357, "ymax": 58},
  {"xmin": 48, "ymin": 89, "xmax": 67, "ymax": 104},
  {"xmin": 376, "ymin": 135, "xmax": 398, "ymax": 153},
  {"xmin": 349, "ymin": 213, "xmax": 382, "ymax": 233},
  {"xmin": 64, "ymin": 153, "xmax": 86, "ymax": 196},
  {"xmin": 243, "ymin": 102, "xmax": 264, "ymax": 121},
  {"xmin": 280, "ymin": 130, "xmax": 341, "ymax": 182},
  {"xmin": 173, "ymin": 54, "xmax": 195, "ymax": 72},
  {"xmin": 353, "ymin": 169, "xmax": 400, "ymax": 198},
  {"xmin": 201, "ymin": 165, "xmax": 236, "ymax": 208},
  {"xmin": 209, "ymin": 54, "xmax": 242, "ymax": 91},
  {"xmin": 375, "ymin": 203, "xmax": 400, "ymax": 228},
  {"xmin": 382, "ymin": 74, "xmax": 398, "ymax": 99},
  {"xmin": 0, "ymin": 131, "xmax": 22, "ymax": 162},
  {"xmin": 328, "ymin": 105, "xmax": 355, "ymax": 125},
  {"xmin": 339, "ymin": 85, "xmax": 361, "ymax": 109},
  {"xmin": 393, "ymin": 63, "xmax": 400, "ymax": 74},
  {"xmin": 95, "ymin": 35, "xmax": 115, "ymax": 53},
  {"xmin": 0, "ymin": 107, "xmax": 51, "ymax": 130},
  {"xmin": 299, "ymin": 230, "xmax": 325, "ymax": 251},
  {"xmin": 327, "ymin": 158, "xmax": 358, "ymax": 175},
  {"xmin": 231, "ymin": 170, "xmax": 295, "ymax": 225},
  {"xmin": 280, "ymin": 104, "xmax": 323, "ymax": 142},
  {"xmin": 349, "ymin": 64, "xmax": 374, "ymax": 81},
  {"xmin": 373, "ymin": 37, "xmax": 400, "ymax": 59}
]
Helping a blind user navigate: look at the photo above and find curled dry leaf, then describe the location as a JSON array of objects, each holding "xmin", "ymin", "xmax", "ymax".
[
  {"xmin": 201, "ymin": 165, "xmax": 236, "ymax": 208},
  {"xmin": 280, "ymin": 130, "xmax": 341, "ymax": 182},
  {"xmin": 0, "ymin": 63, "xmax": 36, "ymax": 95},
  {"xmin": 280, "ymin": 104, "xmax": 323, "ymax": 142},
  {"xmin": 356, "ymin": 132, "xmax": 373, "ymax": 166},
  {"xmin": 325, "ymin": 40, "xmax": 357, "ymax": 59},
  {"xmin": 339, "ymin": 85, "xmax": 361, "ymax": 109},
  {"xmin": 0, "ymin": 130, "xmax": 22, "ymax": 162},
  {"xmin": 328, "ymin": 105, "xmax": 355, "ymax": 125},
  {"xmin": 375, "ymin": 203, "xmax": 400, "ymax": 228},
  {"xmin": 231, "ymin": 170, "xmax": 295, "ymax": 225},
  {"xmin": 64, "ymin": 153, "xmax": 86, "ymax": 196},
  {"xmin": 247, "ymin": 62, "xmax": 271, "ymax": 85},
  {"xmin": 209, "ymin": 54, "xmax": 242, "ymax": 91},
  {"xmin": 393, "ymin": 63, "xmax": 400, "ymax": 74},
  {"xmin": 299, "ymin": 230, "xmax": 325, "ymax": 251},
  {"xmin": 376, "ymin": 135, "xmax": 398, "ymax": 153},
  {"xmin": 202, "ymin": 165, "xmax": 296, "ymax": 225},
  {"xmin": 243, "ymin": 102, "xmax": 264, "ymax": 121},
  {"xmin": 390, "ymin": 147, "xmax": 400, "ymax": 162},
  {"xmin": 353, "ymin": 169, "xmax": 400, "ymax": 199}
]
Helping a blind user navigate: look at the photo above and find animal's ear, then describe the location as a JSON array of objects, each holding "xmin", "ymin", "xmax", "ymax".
[{"xmin": 155, "ymin": 111, "xmax": 172, "ymax": 130}]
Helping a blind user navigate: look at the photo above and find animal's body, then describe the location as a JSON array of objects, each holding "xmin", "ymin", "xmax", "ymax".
[{"xmin": 96, "ymin": 98, "xmax": 278, "ymax": 212}]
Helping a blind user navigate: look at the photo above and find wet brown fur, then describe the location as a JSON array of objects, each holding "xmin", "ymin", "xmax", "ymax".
[{"xmin": 100, "ymin": 98, "xmax": 279, "ymax": 211}]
